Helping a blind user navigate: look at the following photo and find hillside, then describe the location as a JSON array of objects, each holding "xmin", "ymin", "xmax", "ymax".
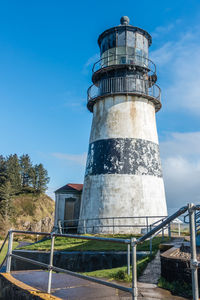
[{"xmin": 0, "ymin": 193, "xmax": 55, "ymax": 237}]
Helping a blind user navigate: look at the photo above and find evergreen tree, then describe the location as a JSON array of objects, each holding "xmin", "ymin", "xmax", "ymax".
[
  {"xmin": 20, "ymin": 154, "xmax": 32, "ymax": 188},
  {"xmin": 30, "ymin": 164, "xmax": 50, "ymax": 193},
  {"xmin": 6, "ymin": 154, "xmax": 21, "ymax": 193},
  {"xmin": 0, "ymin": 155, "xmax": 7, "ymax": 187},
  {"xmin": 37, "ymin": 164, "xmax": 50, "ymax": 193},
  {"xmin": 0, "ymin": 181, "xmax": 13, "ymax": 220}
]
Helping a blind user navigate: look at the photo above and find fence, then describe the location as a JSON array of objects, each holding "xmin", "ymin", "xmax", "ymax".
[
  {"xmin": 0, "ymin": 203, "xmax": 200, "ymax": 300},
  {"xmin": 87, "ymin": 77, "xmax": 161, "ymax": 104},
  {"xmin": 92, "ymin": 54, "xmax": 156, "ymax": 77},
  {"xmin": 56, "ymin": 215, "xmax": 167, "ymax": 235}
]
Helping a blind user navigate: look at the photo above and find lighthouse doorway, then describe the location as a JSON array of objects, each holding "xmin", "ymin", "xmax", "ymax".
[{"xmin": 64, "ymin": 198, "xmax": 76, "ymax": 226}]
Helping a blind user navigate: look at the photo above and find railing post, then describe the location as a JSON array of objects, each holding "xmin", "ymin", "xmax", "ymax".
[
  {"xmin": 150, "ymin": 237, "xmax": 153, "ymax": 256},
  {"xmin": 6, "ymin": 229, "xmax": 13, "ymax": 273},
  {"xmin": 168, "ymin": 223, "xmax": 171, "ymax": 240},
  {"xmin": 47, "ymin": 234, "xmax": 55, "ymax": 294},
  {"xmin": 131, "ymin": 237, "xmax": 137, "ymax": 300},
  {"xmin": 83, "ymin": 219, "xmax": 86, "ymax": 234},
  {"xmin": 127, "ymin": 243, "xmax": 130, "ymax": 276},
  {"xmin": 178, "ymin": 223, "xmax": 181, "ymax": 237},
  {"xmin": 112, "ymin": 218, "xmax": 115, "ymax": 235},
  {"xmin": 188, "ymin": 203, "xmax": 199, "ymax": 300},
  {"xmin": 58, "ymin": 220, "xmax": 62, "ymax": 234},
  {"xmin": 162, "ymin": 226, "xmax": 164, "ymax": 241},
  {"xmin": 146, "ymin": 217, "xmax": 149, "ymax": 233}
]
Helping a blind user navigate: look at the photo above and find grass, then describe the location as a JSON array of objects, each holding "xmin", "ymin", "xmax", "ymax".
[
  {"xmin": 82, "ymin": 253, "xmax": 156, "ymax": 282},
  {"xmin": 19, "ymin": 235, "xmax": 169, "ymax": 252},
  {"xmin": 0, "ymin": 241, "xmax": 19, "ymax": 265},
  {"xmin": 158, "ymin": 277, "xmax": 192, "ymax": 298}
]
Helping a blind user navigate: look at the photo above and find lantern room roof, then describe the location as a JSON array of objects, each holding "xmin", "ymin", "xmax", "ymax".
[{"xmin": 98, "ymin": 16, "xmax": 152, "ymax": 47}]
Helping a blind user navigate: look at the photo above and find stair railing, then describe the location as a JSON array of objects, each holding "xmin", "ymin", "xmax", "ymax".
[{"xmin": 1, "ymin": 203, "xmax": 200, "ymax": 300}]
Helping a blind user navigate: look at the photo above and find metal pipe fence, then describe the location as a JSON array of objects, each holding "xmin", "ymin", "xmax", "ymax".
[
  {"xmin": 56, "ymin": 215, "xmax": 167, "ymax": 235},
  {"xmin": 0, "ymin": 204, "xmax": 199, "ymax": 300}
]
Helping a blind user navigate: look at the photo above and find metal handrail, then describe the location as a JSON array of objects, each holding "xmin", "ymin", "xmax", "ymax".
[
  {"xmin": 0, "ymin": 232, "xmax": 9, "ymax": 270},
  {"xmin": 2, "ymin": 203, "xmax": 200, "ymax": 300},
  {"xmin": 92, "ymin": 54, "xmax": 156, "ymax": 76},
  {"xmin": 58, "ymin": 215, "xmax": 167, "ymax": 235}
]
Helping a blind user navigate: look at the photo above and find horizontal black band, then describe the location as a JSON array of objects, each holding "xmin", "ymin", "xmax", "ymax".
[{"xmin": 85, "ymin": 138, "xmax": 162, "ymax": 177}]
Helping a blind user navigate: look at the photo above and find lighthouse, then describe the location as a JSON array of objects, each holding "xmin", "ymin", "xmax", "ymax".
[{"xmin": 79, "ymin": 16, "xmax": 168, "ymax": 233}]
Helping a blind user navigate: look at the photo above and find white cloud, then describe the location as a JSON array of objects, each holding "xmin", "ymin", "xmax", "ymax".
[
  {"xmin": 82, "ymin": 53, "xmax": 99, "ymax": 74},
  {"xmin": 160, "ymin": 132, "xmax": 200, "ymax": 212},
  {"xmin": 52, "ymin": 152, "xmax": 87, "ymax": 166},
  {"xmin": 151, "ymin": 24, "xmax": 200, "ymax": 114}
]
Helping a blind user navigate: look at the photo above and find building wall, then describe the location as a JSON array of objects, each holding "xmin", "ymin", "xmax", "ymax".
[
  {"xmin": 54, "ymin": 192, "xmax": 81, "ymax": 228},
  {"xmin": 79, "ymin": 94, "xmax": 167, "ymax": 233}
]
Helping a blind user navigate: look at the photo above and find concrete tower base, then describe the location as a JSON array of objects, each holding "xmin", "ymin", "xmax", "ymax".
[{"xmin": 79, "ymin": 95, "xmax": 168, "ymax": 234}]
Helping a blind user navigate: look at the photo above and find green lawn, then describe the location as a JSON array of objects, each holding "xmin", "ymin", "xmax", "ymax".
[
  {"xmin": 82, "ymin": 254, "xmax": 156, "ymax": 282},
  {"xmin": 19, "ymin": 235, "xmax": 168, "ymax": 252},
  {"xmin": 0, "ymin": 241, "xmax": 18, "ymax": 265}
]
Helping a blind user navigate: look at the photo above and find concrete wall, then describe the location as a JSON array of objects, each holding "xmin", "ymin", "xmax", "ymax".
[
  {"xmin": 11, "ymin": 250, "xmax": 146, "ymax": 272},
  {"xmin": 79, "ymin": 94, "xmax": 167, "ymax": 233},
  {"xmin": 0, "ymin": 273, "xmax": 58, "ymax": 300}
]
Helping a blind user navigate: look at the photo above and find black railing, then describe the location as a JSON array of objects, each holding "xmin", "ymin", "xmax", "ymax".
[
  {"xmin": 92, "ymin": 54, "xmax": 156, "ymax": 76},
  {"xmin": 87, "ymin": 77, "xmax": 161, "ymax": 110}
]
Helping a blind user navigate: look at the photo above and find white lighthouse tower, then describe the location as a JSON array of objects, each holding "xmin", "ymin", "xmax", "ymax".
[{"xmin": 79, "ymin": 16, "xmax": 167, "ymax": 233}]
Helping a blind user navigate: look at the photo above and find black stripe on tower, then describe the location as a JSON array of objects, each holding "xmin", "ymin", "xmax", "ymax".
[{"xmin": 85, "ymin": 138, "xmax": 162, "ymax": 177}]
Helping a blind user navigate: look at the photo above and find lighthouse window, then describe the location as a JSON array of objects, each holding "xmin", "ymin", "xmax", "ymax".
[
  {"xmin": 127, "ymin": 47, "xmax": 135, "ymax": 56},
  {"xmin": 127, "ymin": 31, "xmax": 135, "ymax": 47},
  {"xmin": 117, "ymin": 31, "xmax": 125, "ymax": 46},
  {"xmin": 108, "ymin": 32, "xmax": 116, "ymax": 49},
  {"xmin": 101, "ymin": 36, "xmax": 109, "ymax": 54},
  {"xmin": 143, "ymin": 37, "xmax": 148, "ymax": 52},
  {"xmin": 101, "ymin": 51, "xmax": 109, "ymax": 67},
  {"xmin": 108, "ymin": 48, "xmax": 116, "ymax": 65},
  {"xmin": 136, "ymin": 33, "xmax": 144, "ymax": 50},
  {"xmin": 135, "ymin": 48, "xmax": 143, "ymax": 65}
]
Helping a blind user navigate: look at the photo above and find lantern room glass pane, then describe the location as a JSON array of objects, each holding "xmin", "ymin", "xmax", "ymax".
[
  {"xmin": 108, "ymin": 48, "xmax": 116, "ymax": 66},
  {"xmin": 117, "ymin": 31, "xmax": 125, "ymax": 46},
  {"xmin": 116, "ymin": 46, "xmax": 126, "ymax": 64},
  {"xmin": 136, "ymin": 33, "xmax": 143, "ymax": 50},
  {"xmin": 127, "ymin": 31, "xmax": 135, "ymax": 47},
  {"xmin": 101, "ymin": 36, "xmax": 109, "ymax": 54},
  {"xmin": 108, "ymin": 32, "xmax": 116, "ymax": 49}
]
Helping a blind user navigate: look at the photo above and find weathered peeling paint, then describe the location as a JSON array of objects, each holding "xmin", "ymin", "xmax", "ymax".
[{"xmin": 86, "ymin": 138, "xmax": 162, "ymax": 177}]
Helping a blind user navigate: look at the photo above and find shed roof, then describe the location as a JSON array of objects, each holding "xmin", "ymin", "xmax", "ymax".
[{"xmin": 55, "ymin": 183, "xmax": 83, "ymax": 194}]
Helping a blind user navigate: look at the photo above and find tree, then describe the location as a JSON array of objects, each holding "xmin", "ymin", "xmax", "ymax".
[
  {"xmin": 20, "ymin": 154, "xmax": 32, "ymax": 188},
  {"xmin": 0, "ymin": 181, "xmax": 13, "ymax": 220},
  {"xmin": 0, "ymin": 155, "xmax": 7, "ymax": 187},
  {"xmin": 30, "ymin": 164, "xmax": 50, "ymax": 193},
  {"xmin": 6, "ymin": 154, "xmax": 21, "ymax": 193}
]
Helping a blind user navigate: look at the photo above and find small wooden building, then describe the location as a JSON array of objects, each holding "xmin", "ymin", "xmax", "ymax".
[{"xmin": 54, "ymin": 183, "xmax": 83, "ymax": 232}]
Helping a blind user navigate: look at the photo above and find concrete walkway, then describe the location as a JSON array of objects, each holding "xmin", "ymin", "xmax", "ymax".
[
  {"xmin": 11, "ymin": 270, "xmax": 188, "ymax": 299},
  {"xmin": 139, "ymin": 251, "xmax": 161, "ymax": 284}
]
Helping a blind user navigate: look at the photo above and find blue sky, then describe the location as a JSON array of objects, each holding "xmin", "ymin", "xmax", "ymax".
[{"xmin": 1, "ymin": 0, "xmax": 200, "ymax": 213}]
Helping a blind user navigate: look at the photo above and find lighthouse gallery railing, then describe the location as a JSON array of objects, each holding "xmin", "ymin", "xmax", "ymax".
[
  {"xmin": 87, "ymin": 77, "xmax": 161, "ymax": 103},
  {"xmin": 92, "ymin": 54, "xmax": 156, "ymax": 77},
  {"xmin": 0, "ymin": 204, "xmax": 200, "ymax": 300}
]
